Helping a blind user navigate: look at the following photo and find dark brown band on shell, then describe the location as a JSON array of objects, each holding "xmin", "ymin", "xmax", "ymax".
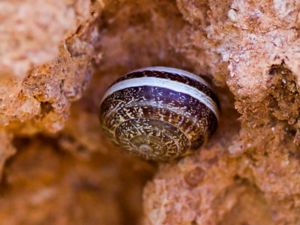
[
  {"xmin": 114, "ymin": 70, "xmax": 220, "ymax": 107},
  {"xmin": 101, "ymin": 86, "xmax": 217, "ymax": 133}
]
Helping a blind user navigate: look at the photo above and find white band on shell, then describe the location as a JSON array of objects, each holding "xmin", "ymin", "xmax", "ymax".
[{"xmin": 101, "ymin": 77, "xmax": 219, "ymax": 120}]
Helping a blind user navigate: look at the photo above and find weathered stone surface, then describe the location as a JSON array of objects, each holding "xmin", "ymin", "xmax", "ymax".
[
  {"xmin": 144, "ymin": 1, "xmax": 300, "ymax": 225},
  {"xmin": 0, "ymin": 0, "xmax": 102, "ymax": 134},
  {"xmin": 1, "ymin": 0, "xmax": 300, "ymax": 224}
]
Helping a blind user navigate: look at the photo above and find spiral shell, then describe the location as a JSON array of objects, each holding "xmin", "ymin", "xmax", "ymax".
[{"xmin": 99, "ymin": 66, "xmax": 219, "ymax": 161}]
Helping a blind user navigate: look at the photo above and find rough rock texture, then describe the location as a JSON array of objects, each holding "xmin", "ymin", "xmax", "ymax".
[
  {"xmin": 1, "ymin": 0, "xmax": 300, "ymax": 224},
  {"xmin": 144, "ymin": 1, "xmax": 300, "ymax": 225},
  {"xmin": 0, "ymin": 137, "xmax": 153, "ymax": 225},
  {"xmin": 0, "ymin": 0, "xmax": 102, "ymax": 135},
  {"xmin": 0, "ymin": 0, "xmax": 185, "ymax": 224},
  {"xmin": 0, "ymin": 0, "xmax": 102, "ymax": 190}
]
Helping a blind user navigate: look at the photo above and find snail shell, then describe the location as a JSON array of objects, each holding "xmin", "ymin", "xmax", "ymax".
[{"xmin": 99, "ymin": 66, "xmax": 219, "ymax": 161}]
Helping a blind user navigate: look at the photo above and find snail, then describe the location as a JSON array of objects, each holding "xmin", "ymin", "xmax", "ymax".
[{"xmin": 99, "ymin": 66, "xmax": 219, "ymax": 161}]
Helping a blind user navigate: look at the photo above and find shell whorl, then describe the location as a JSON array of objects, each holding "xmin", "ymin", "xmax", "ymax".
[{"xmin": 99, "ymin": 66, "xmax": 219, "ymax": 161}]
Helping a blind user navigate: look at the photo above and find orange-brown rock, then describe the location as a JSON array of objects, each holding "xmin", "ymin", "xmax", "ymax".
[
  {"xmin": 1, "ymin": 0, "xmax": 300, "ymax": 225},
  {"xmin": 0, "ymin": 137, "xmax": 153, "ymax": 225},
  {"xmin": 144, "ymin": 1, "xmax": 300, "ymax": 225},
  {"xmin": 0, "ymin": 0, "xmax": 102, "ymax": 134}
]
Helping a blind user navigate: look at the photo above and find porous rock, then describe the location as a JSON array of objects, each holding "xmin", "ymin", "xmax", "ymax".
[
  {"xmin": 1, "ymin": 0, "xmax": 300, "ymax": 225},
  {"xmin": 144, "ymin": 1, "xmax": 300, "ymax": 225}
]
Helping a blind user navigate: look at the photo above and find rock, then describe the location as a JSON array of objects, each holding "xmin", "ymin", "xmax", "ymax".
[
  {"xmin": 144, "ymin": 1, "xmax": 300, "ymax": 225},
  {"xmin": 1, "ymin": 0, "xmax": 300, "ymax": 224}
]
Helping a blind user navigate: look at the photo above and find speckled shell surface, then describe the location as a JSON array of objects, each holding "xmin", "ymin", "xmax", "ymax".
[{"xmin": 99, "ymin": 66, "xmax": 219, "ymax": 161}]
